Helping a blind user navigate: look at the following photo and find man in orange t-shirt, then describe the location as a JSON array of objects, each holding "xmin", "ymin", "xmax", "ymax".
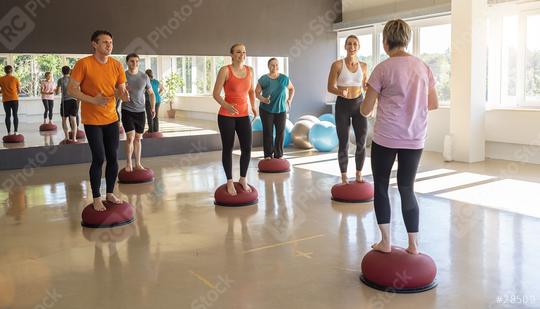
[
  {"xmin": 0, "ymin": 65, "xmax": 21, "ymax": 135},
  {"xmin": 68, "ymin": 30, "xmax": 129, "ymax": 211}
]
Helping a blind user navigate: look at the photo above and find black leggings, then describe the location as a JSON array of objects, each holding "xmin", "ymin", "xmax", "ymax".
[
  {"xmin": 218, "ymin": 115, "xmax": 252, "ymax": 180},
  {"xmin": 335, "ymin": 96, "xmax": 368, "ymax": 173},
  {"xmin": 145, "ymin": 100, "xmax": 160, "ymax": 132},
  {"xmin": 260, "ymin": 109, "xmax": 286, "ymax": 158},
  {"xmin": 42, "ymin": 99, "xmax": 54, "ymax": 120},
  {"xmin": 3, "ymin": 100, "xmax": 19, "ymax": 133},
  {"xmin": 84, "ymin": 122, "xmax": 120, "ymax": 198},
  {"xmin": 371, "ymin": 141, "xmax": 423, "ymax": 233}
]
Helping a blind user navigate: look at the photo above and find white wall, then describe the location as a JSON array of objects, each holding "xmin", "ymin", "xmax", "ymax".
[{"xmin": 423, "ymin": 107, "xmax": 540, "ymax": 164}]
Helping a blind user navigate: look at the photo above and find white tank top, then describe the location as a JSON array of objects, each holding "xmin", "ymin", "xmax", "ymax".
[{"xmin": 336, "ymin": 59, "xmax": 363, "ymax": 87}]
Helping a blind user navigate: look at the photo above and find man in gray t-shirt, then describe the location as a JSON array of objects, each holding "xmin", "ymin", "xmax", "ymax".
[
  {"xmin": 56, "ymin": 66, "xmax": 80, "ymax": 142},
  {"xmin": 123, "ymin": 70, "xmax": 152, "ymax": 112},
  {"xmin": 121, "ymin": 53, "xmax": 155, "ymax": 172}
]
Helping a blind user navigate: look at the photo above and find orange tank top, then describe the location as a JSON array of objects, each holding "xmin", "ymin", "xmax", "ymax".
[{"xmin": 219, "ymin": 65, "xmax": 251, "ymax": 117}]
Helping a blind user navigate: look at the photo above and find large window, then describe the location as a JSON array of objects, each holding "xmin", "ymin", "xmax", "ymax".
[
  {"xmin": 337, "ymin": 16, "xmax": 449, "ymax": 104},
  {"xmin": 487, "ymin": 1, "xmax": 540, "ymax": 108},
  {"xmin": 525, "ymin": 15, "xmax": 540, "ymax": 102},
  {"xmin": 11, "ymin": 54, "xmax": 62, "ymax": 97},
  {"xmin": 419, "ymin": 24, "xmax": 451, "ymax": 103}
]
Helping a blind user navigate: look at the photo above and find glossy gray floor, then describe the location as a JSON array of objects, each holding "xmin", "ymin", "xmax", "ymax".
[{"xmin": 0, "ymin": 149, "xmax": 539, "ymax": 309}]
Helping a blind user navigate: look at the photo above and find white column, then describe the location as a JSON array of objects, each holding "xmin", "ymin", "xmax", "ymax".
[{"xmin": 449, "ymin": 0, "xmax": 487, "ymax": 162}]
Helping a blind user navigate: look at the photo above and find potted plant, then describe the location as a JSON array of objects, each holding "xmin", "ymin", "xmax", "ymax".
[{"xmin": 164, "ymin": 73, "xmax": 184, "ymax": 119}]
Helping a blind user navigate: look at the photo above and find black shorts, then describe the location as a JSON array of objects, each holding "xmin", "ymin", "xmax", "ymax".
[
  {"xmin": 121, "ymin": 110, "xmax": 145, "ymax": 134},
  {"xmin": 60, "ymin": 99, "xmax": 78, "ymax": 117}
]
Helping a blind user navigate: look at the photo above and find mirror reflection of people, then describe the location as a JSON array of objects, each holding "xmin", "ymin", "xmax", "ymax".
[
  {"xmin": 57, "ymin": 66, "xmax": 80, "ymax": 142},
  {"xmin": 144, "ymin": 69, "xmax": 164, "ymax": 133},
  {"xmin": 40, "ymin": 71, "xmax": 56, "ymax": 125},
  {"xmin": 0, "ymin": 65, "xmax": 21, "ymax": 136}
]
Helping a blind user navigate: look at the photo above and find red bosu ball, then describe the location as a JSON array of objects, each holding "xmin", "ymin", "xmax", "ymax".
[
  {"xmin": 360, "ymin": 246, "xmax": 437, "ymax": 293},
  {"xmin": 81, "ymin": 200, "xmax": 134, "ymax": 228},
  {"xmin": 39, "ymin": 123, "xmax": 57, "ymax": 131},
  {"xmin": 2, "ymin": 134, "xmax": 24, "ymax": 143},
  {"xmin": 331, "ymin": 181, "xmax": 374, "ymax": 203},
  {"xmin": 118, "ymin": 168, "xmax": 154, "ymax": 184},
  {"xmin": 214, "ymin": 182, "xmax": 258, "ymax": 207},
  {"xmin": 258, "ymin": 158, "xmax": 290, "ymax": 173}
]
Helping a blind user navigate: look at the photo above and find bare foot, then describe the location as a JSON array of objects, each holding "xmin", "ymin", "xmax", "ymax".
[
  {"xmin": 125, "ymin": 165, "xmax": 133, "ymax": 172},
  {"xmin": 93, "ymin": 198, "xmax": 107, "ymax": 211},
  {"xmin": 264, "ymin": 157, "xmax": 272, "ymax": 160},
  {"xmin": 371, "ymin": 241, "xmax": 392, "ymax": 253},
  {"xmin": 356, "ymin": 171, "xmax": 364, "ymax": 183},
  {"xmin": 106, "ymin": 193, "xmax": 123, "ymax": 204},
  {"xmin": 134, "ymin": 164, "xmax": 146, "ymax": 170},
  {"xmin": 239, "ymin": 178, "xmax": 252, "ymax": 192},
  {"xmin": 341, "ymin": 174, "xmax": 349, "ymax": 184},
  {"xmin": 226, "ymin": 181, "xmax": 237, "ymax": 196},
  {"xmin": 406, "ymin": 240, "xmax": 419, "ymax": 255}
]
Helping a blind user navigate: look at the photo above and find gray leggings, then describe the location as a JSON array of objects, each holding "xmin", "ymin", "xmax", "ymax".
[{"xmin": 335, "ymin": 95, "xmax": 367, "ymax": 173}]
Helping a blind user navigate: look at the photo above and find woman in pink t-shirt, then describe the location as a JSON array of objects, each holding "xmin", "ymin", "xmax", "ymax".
[
  {"xmin": 361, "ymin": 19, "xmax": 439, "ymax": 255},
  {"xmin": 40, "ymin": 71, "xmax": 56, "ymax": 124}
]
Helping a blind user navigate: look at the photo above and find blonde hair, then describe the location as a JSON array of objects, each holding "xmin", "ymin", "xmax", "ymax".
[
  {"xmin": 383, "ymin": 19, "xmax": 411, "ymax": 50},
  {"xmin": 229, "ymin": 43, "xmax": 245, "ymax": 54}
]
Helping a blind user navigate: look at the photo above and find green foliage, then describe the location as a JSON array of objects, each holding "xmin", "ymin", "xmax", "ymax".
[
  {"xmin": 421, "ymin": 49, "xmax": 451, "ymax": 102},
  {"xmin": 12, "ymin": 54, "xmax": 62, "ymax": 96},
  {"xmin": 164, "ymin": 73, "xmax": 184, "ymax": 109}
]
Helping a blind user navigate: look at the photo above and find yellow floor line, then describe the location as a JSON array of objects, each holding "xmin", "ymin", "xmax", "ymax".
[
  {"xmin": 189, "ymin": 270, "xmax": 216, "ymax": 289},
  {"xmin": 244, "ymin": 234, "xmax": 325, "ymax": 254}
]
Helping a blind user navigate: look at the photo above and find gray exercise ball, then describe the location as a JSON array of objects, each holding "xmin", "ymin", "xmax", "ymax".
[
  {"xmin": 297, "ymin": 115, "xmax": 320, "ymax": 124},
  {"xmin": 292, "ymin": 120, "xmax": 315, "ymax": 149}
]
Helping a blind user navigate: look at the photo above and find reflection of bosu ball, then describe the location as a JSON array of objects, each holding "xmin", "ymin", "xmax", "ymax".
[
  {"xmin": 39, "ymin": 123, "xmax": 57, "ymax": 131},
  {"xmin": 297, "ymin": 115, "xmax": 320, "ymax": 123},
  {"xmin": 251, "ymin": 116, "xmax": 263, "ymax": 132},
  {"xmin": 291, "ymin": 120, "xmax": 314, "ymax": 149},
  {"xmin": 143, "ymin": 131, "xmax": 163, "ymax": 138},
  {"xmin": 318, "ymin": 113, "xmax": 335, "ymax": 125},
  {"xmin": 360, "ymin": 247, "xmax": 437, "ymax": 293},
  {"xmin": 309, "ymin": 121, "xmax": 338, "ymax": 152},
  {"xmin": 82, "ymin": 222, "xmax": 136, "ymax": 243},
  {"xmin": 214, "ymin": 183, "xmax": 258, "ymax": 207},
  {"xmin": 60, "ymin": 139, "xmax": 82, "ymax": 145},
  {"xmin": 118, "ymin": 168, "xmax": 155, "ymax": 184},
  {"xmin": 258, "ymin": 158, "xmax": 290, "ymax": 173},
  {"xmin": 331, "ymin": 181, "xmax": 374, "ymax": 203},
  {"xmin": 69, "ymin": 129, "xmax": 86, "ymax": 139},
  {"xmin": 81, "ymin": 201, "xmax": 134, "ymax": 228},
  {"xmin": 2, "ymin": 134, "xmax": 24, "ymax": 143}
]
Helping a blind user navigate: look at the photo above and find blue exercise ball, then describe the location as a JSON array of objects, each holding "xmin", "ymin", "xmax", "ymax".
[
  {"xmin": 252, "ymin": 116, "xmax": 263, "ymax": 132},
  {"xmin": 283, "ymin": 119, "xmax": 294, "ymax": 147},
  {"xmin": 309, "ymin": 121, "xmax": 338, "ymax": 152},
  {"xmin": 319, "ymin": 113, "xmax": 335, "ymax": 125}
]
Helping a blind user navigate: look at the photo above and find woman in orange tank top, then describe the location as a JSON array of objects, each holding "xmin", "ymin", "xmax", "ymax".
[{"xmin": 213, "ymin": 43, "xmax": 257, "ymax": 196}]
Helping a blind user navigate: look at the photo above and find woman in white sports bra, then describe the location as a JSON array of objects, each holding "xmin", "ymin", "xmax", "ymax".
[{"xmin": 327, "ymin": 35, "xmax": 369, "ymax": 184}]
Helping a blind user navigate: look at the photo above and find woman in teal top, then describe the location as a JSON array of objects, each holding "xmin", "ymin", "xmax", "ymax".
[
  {"xmin": 145, "ymin": 69, "xmax": 164, "ymax": 132},
  {"xmin": 255, "ymin": 58, "xmax": 295, "ymax": 160}
]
